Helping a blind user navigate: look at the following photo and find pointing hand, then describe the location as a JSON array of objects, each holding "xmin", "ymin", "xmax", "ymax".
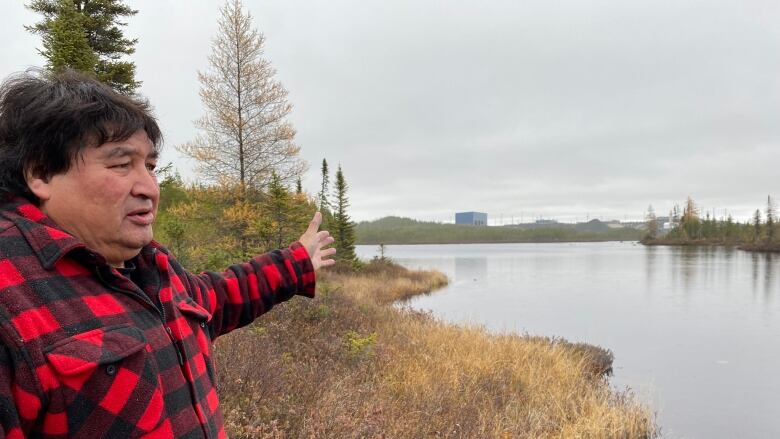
[{"xmin": 298, "ymin": 211, "xmax": 336, "ymax": 271}]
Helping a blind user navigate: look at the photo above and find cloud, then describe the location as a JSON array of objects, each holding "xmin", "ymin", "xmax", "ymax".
[{"xmin": 2, "ymin": 0, "xmax": 778, "ymax": 222}]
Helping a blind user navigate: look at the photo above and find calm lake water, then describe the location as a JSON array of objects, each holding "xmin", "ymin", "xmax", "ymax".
[{"xmin": 356, "ymin": 242, "xmax": 780, "ymax": 439}]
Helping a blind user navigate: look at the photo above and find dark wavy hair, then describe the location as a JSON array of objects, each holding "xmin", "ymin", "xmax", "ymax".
[{"xmin": 0, "ymin": 69, "xmax": 162, "ymax": 201}]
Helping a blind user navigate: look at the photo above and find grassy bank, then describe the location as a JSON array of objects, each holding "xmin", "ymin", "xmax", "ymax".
[{"xmin": 215, "ymin": 261, "xmax": 656, "ymax": 438}]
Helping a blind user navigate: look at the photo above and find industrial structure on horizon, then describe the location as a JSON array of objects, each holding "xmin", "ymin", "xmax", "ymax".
[
  {"xmin": 455, "ymin": 211, "xmax": 488, "ymax": 226},
  {"xmin": 451, "ymin": 211, "xmax": 659, "ymax": 232}
]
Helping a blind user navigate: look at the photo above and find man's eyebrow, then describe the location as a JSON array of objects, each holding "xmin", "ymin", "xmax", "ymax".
[
  {"xmin": 102, "ymin": 146, "xmax": 159, "ymax": 160},
  {"xmin": 102, "ymin": 146, "xmax": 133, "ymax": 159}
]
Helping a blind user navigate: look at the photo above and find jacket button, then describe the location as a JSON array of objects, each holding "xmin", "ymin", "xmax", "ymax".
[
  {"xmin": 200, "ymin": 322, "xmax": 206, "ymax": 328},
  {"xmin": 106, "ymin": 364, "xmax": 117, "ymax": 376}
]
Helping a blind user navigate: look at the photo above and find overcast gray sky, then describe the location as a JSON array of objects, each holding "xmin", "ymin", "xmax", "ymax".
[{"xmin": 3, "ymin": 0, "xmax": 779, "ymax": 223}]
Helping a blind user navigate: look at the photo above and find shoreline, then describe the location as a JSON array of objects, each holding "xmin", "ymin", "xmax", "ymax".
[
  {"xmin": 357, "ymin": 238, "xmax": 639, "ymax": 245},
  {"xmin": 642, "ymin": 239, "xmax": 780, "ymax": 253},
  {"xmin": 216, "ymin": 260, "xmax": 657, "ymax": 437},
  {"xmin": 737, "ymin": 243, "xmax": 780, "ymax": 253}
]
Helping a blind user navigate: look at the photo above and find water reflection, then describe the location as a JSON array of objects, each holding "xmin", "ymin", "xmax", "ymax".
[
  {"xmin": 765, "ymin": 253, "xmax": 776, "ymax": 300},
  {"xmin": 644, "ymin": 246, "xmax": 657, "ymax": 288},
  {"xmin": 670, "ymin": 247, "xmax": 699, "ymax": 294},
  {"xmin": 455, "ymin": 257, "xmax": 487, "ymax": 282},
  {"xmin": 752, "ymin": 252, "xmax": 761, "ymax": 298},
  {"xmin": 721, "ymin": 246, "xmax": 736, "ymax": 292},
  {"xmin": 723, "ymin": 246, "xmax": 737, "ymax": 261}
]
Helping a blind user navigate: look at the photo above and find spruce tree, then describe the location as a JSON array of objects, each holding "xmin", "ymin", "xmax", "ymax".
[
  {"xmin": 670, "ymin": 204, "xmax": 681, "ymax": 227},
  {"xmin": 39, "ymin": 0, "xmax": 98, "ymax": 73},
  {"xmin": 333, "ymin": 165, "xmax": 357, "ymax": 266},
  {"xmin": 295, "ymin": 177, "xmax": 303, "ymax": 195},
  {"xmin": 725, "ymin": 214, "xmax": 735, "ymax": 241},
  {"xmin": 265, "ymin": 172, "xmax": 291, "ymax": 249},
  {"xmin": 766, "ymin": 195, "xmax": 776, "ymax": 244},
  {"xmin": 644, "ymin": 204, "xmax": 658, "ymax": 241},
  {"xmin": 753, "ymin": 209, "xmax": 762, "ymax": 242},
  {"xmin": 318, "ymin": 158, "xmax": 330, "ymax": 212},
  {"xmin": 27, "ymin": 0, "xmax": 140, "ymax": 93}
]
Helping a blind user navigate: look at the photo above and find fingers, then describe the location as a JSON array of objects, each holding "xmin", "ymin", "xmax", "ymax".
[
  {"xmin": 312, "ymin": 245, "xmax": 337, "ymax": 271},
  {"xmin": 321, "ymin": 236, "xmax": 335, "ymax": 246},
  {"xmin": 306, "ymin": 221, "xmax": 338, "ymax": 271},
  {"xmin": 315, "ymin": 231, "xmax": 334, "ymax": 247},
  {"xmin": 319, "ymin": 259, "xmax": 337, "ymax": 267},
  {"xmin": 306, "ymin": 211, "xmax": 322, "ymax": 234}
]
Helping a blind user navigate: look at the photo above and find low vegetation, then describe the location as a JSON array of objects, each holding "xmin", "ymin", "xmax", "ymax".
[
  {"xmin": 357, "ymin": 216, "xmax": 643, "ymax": 245},
  {"xmin": 215, "ymin": 260, "xmax": 656, "ymax": 438}
]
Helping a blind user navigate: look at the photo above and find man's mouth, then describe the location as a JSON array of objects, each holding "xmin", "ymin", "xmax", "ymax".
[{"xmin": 127, "ymin": 208, "xmax": 155, "ymax": 225}]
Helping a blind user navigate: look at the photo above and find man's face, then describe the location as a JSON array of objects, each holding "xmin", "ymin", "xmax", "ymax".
[{"xmin": 27, "ymin": 130, "xmax": 160, "ymax": 267}]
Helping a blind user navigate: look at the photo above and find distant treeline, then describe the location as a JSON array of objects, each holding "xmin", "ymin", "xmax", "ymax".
[
  {"xmin": 356, "ymin": 216, "xmax": 643, "ymax": 245},
  {"xmin": 642, "ymin": 196, "xmax": 779, "ymax": 252}
]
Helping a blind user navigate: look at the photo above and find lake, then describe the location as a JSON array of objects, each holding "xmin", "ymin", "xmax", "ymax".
[{"xmin": 356, "ymin": 242, "xmax": 780, "ymax": 439}]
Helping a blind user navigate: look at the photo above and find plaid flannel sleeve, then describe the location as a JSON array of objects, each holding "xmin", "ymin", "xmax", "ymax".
[
  {"xmin": 0, "ymin": 343, "xmax": 40, "ymax": 438},
  {"xmin": 177, "ymin": 242, "xmax": 316, "ymax": 338}
]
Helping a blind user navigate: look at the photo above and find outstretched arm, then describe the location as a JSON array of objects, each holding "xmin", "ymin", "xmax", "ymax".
[{"xmin": 178, "ymin": 211, "xmax": 336, "ymax": 338}]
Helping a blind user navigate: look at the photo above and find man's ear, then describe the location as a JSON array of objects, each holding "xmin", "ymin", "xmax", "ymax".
[{"xmin": 24, "ymin": 171, "xmax": 51, "ymax": 202}]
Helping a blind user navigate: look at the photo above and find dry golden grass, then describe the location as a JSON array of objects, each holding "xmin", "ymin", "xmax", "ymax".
[{"xmin": 215, "ymin": 260, "xmax": 656, "ymax": 438}]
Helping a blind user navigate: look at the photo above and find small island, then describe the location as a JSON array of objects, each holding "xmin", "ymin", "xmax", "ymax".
[{"xmin": 641, "ymin": 196, "xmax": 780, "ymax": 253}]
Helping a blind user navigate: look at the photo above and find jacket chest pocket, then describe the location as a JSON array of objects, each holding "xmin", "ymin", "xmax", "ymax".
[
  {"xmin": 44, "ymin": 324, "xmax": 165, "ymax": 436},
  {"xmin": 176, "ymin": 296, "xmax": 211, "ymax": 346},
  {"xmin": 175, "ymin": 297, "xmax": 219, "ymax": 386}
]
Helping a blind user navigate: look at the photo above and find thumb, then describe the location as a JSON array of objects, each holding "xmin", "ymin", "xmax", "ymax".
[{"xmin": 306, "ymin": 211, "xmax": 322, "ymax": 234}]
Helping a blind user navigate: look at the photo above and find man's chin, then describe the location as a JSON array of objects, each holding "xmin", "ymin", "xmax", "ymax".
[{"xmin": 121, "ymin": 232, "xmax": 154, "ymax": 252}]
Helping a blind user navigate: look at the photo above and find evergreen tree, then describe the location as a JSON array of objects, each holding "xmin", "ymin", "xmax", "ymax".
[
  {"xmin": 295, "ymin": 177, "xmax": 303, "ymax": 195},
  {"xmin": 27, "ymin": 0, "xmax": 140, "ymax": 93},
  {"xmin": 681, "ymin": 196, "xmax": 700, "ymax": 240},
  {"xmin": 725, "ymin": 214, "xmax": 735, "ymax": 241},
  {"xmin": 753, "ymin": 209, "xmax": 762, "ymax": 242},
  {"xmin": 156, "ymin": 168, "xmax": 189, "ymax": 262},
  {"xmin": 178, "ymin": 0, "xmax": 305, "ymax": 193},
  {"xmin": 670, "ymin": 204, "xmax": 681, "ymax": 227},
  {"xmin": 318, "ymin": 158, "xmax": 330, "ymax": 212},
  {"xmin": 644, "ymin": 205, "xmax": 658, "ymax": 241},
  {"xmin": 702, "ymin": 212, "xmax": 714, "ymax": 239},
  {"xmin": 265, "ymin": 172, "xmax": 291, "ymax": 249},
  {"xmin": 766, "ymin": 195, "xmax": 776, "ymax": 244},
  {"xmin": 38, "ymin": 0, "xmax": 98, "ymax": 73},
  {"xmin": 333, "ymin": 164, "xmax": 357, "ymax": 265}
]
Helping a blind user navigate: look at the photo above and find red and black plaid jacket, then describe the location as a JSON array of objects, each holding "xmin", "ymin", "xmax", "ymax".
[{"xmin": 0, "ymin": 196, "xmax": 315, "ymax": 438}]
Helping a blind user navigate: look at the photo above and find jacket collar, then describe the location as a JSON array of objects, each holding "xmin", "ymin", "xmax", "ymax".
[
  {"xmin": 0, "ymin": 195, "xmax": 92, "ymax": 269},
  {"xmin": 0, "ymin": 195, "xmax": 166, "ymax": 270}
]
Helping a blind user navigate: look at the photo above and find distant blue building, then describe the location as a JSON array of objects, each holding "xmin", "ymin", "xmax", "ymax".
[{"xmin": 456, "ymin": 211, "xmax": 488, "ymax": 226}]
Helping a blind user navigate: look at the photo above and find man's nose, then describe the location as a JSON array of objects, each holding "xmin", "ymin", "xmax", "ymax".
[{"xmin": 132, "ymin": 165, "xmax": 160, "ymax": 200}]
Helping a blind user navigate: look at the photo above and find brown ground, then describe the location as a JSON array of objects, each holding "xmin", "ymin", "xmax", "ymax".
[{"xmin": 215, "ymin": 260, "xmax": 656, "ymax": 438}]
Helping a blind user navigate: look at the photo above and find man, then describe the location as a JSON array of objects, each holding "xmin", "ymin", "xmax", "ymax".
[{"xmin": 0, "ymin": 69, "xmax": 335, "ymax": 438}]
